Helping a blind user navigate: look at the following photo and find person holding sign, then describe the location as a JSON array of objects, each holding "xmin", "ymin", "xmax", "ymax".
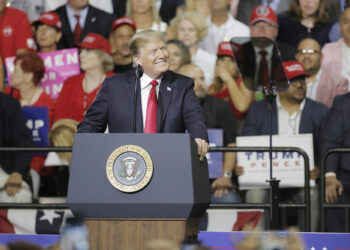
[
  {"xmin": 3, "ymin": 49, "xmax": 55, "ymax": 190},
  {"xmin": 53, "ymin": 33, "xmax": 115, "ymax": 123},
  {"xmin": 240, "ymin": 61, "xmax": 329, "ymax": 231},
  {"xmin": 32, "ymin": 12, "xmax": 63, "ymax": 53}
]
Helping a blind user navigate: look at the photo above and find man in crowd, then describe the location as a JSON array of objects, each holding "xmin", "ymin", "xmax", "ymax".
[
  {"xmin": 295, "ymin": 38, "xmax": 348, "ymax": 107},
  {"xmin": 179, "ymin": 63, "xmax": 240, "ymax": 203},
  {"xmin": 78, "ymin": 30, "xmax": 209, "ymax": 160},
  {"xmin": 0, "ymin": 93, "xmax": 33, "ymax": 202},
  {"xmin": 321, "ymin": 92, "xmax": 350, "ymax": 232},
  {"xmin": 201, "ymin": 0, "xmax": 249, "ymax": 55},
  {"xmin": 241, "ymin": 61, "xmax": 329, "ymax": 231},
  {"xmin": 54, "ymin": 0, "xmax": 115, "ymax": 49},
  {"xmin": 322, "ymin": 6, "xmax": 350, "ymax": 90},
  {"xmin": 109, "ymin": 17, "xmax": 136, "ymax": 74}
]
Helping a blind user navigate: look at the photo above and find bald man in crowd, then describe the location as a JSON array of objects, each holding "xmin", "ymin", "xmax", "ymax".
[
  {"xmin": 179, "ymin": 64, "xmax": 240, "ymax": 203},
  {"xmin": 295, "ymin": 38, "xmax": 348, "ymax": 107}
]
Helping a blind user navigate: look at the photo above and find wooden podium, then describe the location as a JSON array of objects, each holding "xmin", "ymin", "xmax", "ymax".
[{"xmin": 68, "ymin": 134, "xmax": 210, "ymax": 250}]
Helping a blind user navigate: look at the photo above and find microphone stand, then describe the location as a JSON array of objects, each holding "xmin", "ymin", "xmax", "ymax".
[
  {"xmin": 133, "ymin": 65, "xmax": 143, "ymax": 133},
  {"xmin": 263, "ymin": 82, "xmax": 280, "ymax": 230}
]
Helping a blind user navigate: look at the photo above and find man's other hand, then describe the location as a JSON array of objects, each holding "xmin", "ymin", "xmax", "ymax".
[{"xmin": 194, "ymin": 138, "xmax": 209, "ymax": 161}]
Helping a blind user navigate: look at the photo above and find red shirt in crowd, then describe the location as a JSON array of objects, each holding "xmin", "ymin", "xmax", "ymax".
[
  {"xmin": 54, "ymin": 72, "xmax": 115, "ymax": 123},
  {"xmin": 4, "ymin": 87, "xmax": 55, "ymax": 175},
  {"xmin": 0, "ymin": 7, "xmax": 35, "ymax": 63}
]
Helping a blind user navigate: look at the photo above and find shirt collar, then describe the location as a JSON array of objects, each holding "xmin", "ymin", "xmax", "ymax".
[
  {"xmin": 66, "ymin": 4, "xmax": 89, "ymax": 19},
  {"xmin": 140, "ymin": 73, "xmax": 163, "ymax": 90}
]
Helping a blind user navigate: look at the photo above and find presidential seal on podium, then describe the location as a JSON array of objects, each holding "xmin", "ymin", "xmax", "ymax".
[{"xmin": 106, "ymin": 145, "xmax": 153, "ymax": 193}]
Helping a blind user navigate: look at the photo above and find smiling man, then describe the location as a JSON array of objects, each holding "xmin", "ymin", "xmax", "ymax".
[{"xmin": 78, "ymin": 30, "xmax": 209, "ymax": 160}]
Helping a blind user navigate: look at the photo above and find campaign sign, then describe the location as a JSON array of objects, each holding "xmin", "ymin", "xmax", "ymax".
[
  {"xmin": 5, "ymin": 48, "xmax": 80, "ymax": 99},
  {"xmin": 22, "ymin": 106, "xmax": 49, "ymax": 147},
  {"xmin": 236, "ymin": 134, "xmax": 315, "ymax": 189},
  {"xmin": 207, "ymin": 129, "xmax": 223, "ymax": 179}
]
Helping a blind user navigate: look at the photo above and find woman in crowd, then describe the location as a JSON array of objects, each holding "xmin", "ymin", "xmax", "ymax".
[
  {"xmin": 4, "ymin": 49, "xmax": 55, "ymax": 196},
  {"xmin": 126, "ymin": 0, "xmax": 167, "ymax": 32},
  {"xmin": 169, "ymin": 11, "xmax": 216, "ymax": 86},
  {"xmin": 166, "ymin": 39, "xmax": 191, "ymax": 73},
  {"xmin": 277, "ymin": 0, "xmax": 334, "ymax": 47},
  {"xmin": 32, "ymin": 12, "xmax": 62, "ymax": 53},
  {"xmin": 208, "ymin": 41, "xmax": 253, "ymax": 132},
  {"xmin": 54, "ymin": 33, "xmax": 114, "ymax": 123}
]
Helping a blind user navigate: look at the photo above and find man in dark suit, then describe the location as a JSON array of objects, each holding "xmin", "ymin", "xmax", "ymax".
[
  {"xmin": 321, "ymin": 93, "xmax": 350, "ymax": 232},
  {"xmin": 233, "ymin": 5, "xmax": 296, "ymax": 92},
  {"xmin": 78, "ymin": 30, "xmax": 209, "ymax": 160},
  {"xmin": 0, "ymin": 93, "xmax": 33, "ymax": 202},
  {"xmin": 240, "ymin": 61, "xmax": 329, "ymax": 230},
  {"xmin": 54, "ymin": 0, "xmax": 115, "ymax": 49}
]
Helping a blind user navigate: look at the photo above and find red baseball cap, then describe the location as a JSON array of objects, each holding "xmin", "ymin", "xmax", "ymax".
[
  {"xmin": 111, "ymin": 17, "xmax": 137, "ymax": 32},
  {"xmin": 282, "ymin": 61, "xmax": 308, "ymax": 80},
  {"xmin": 32, "ymin": 12, "xmax": 62, "ymax": 30},
  {"xmin": 217, "ymin": 41, "xmax": 234, "ymax": 57},
  {"xmin": 249, "ymin": 6, "xmax": 278, "ymax": 26},
  {"xmin": 75, "ymin": 33, "xmax": 111, "ymax": 54}
]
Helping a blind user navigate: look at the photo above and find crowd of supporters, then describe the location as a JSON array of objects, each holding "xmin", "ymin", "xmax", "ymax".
[{"xmin": 1, "ymin": 0, "xmax": 350, "ymax": 233}]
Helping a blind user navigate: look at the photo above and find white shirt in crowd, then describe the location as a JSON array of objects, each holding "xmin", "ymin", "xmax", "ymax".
[
  {"xmin": 306, "ymin": 69, "xmax": 322, "ymax": 100},
  {"xmin": 192, "ymin": 48, "xmax": 217, "ymax": 86},
  {"xmin": 276, "ymin": 94, "xmax": 306, "ymax": 136},
  {"xmin": 140, "ymin": 73, "xmax": 162, "ymax": 129},
  {"xmin": 200, "ymin": 14, "xmax": 250, "ymax": 55}
]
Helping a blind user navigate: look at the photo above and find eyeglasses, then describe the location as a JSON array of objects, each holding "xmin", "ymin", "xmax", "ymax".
[{"xmin": 297, "ymin": 49, "xmax": 320, "ymax": 55}]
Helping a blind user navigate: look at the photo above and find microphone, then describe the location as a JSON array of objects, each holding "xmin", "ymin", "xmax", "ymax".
[{"xmin": 133, "ymin": 64, "xmax": 143, "ymax": 133}]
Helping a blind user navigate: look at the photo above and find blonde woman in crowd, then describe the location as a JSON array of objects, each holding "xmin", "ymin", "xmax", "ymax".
[
  {"xmin": 126, "ymin": 0, "xmax": 167, "ymax": 32},
  {"xmin": 169, "ymin": 11, "xmax": 216, "ymax": 86}
]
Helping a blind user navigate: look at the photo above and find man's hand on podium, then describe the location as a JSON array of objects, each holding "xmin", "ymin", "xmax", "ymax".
[{"xmin": 195, "ymin": 138, "xmax": 209, "ymax": 161}]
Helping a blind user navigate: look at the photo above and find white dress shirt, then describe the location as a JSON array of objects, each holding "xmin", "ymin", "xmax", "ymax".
[
  {"xmin": 306, "ymin": 69, "xmax": 322, "ymax": 101},
  {"xmin": 200, "ymin": 14, "xmax": 250, "ymax": 55},
  {"xmin": 192, "ymin": 48, "xmax": 217, "ymax": 86},
  {"xmin": 276, "ymin": 94, "xmax": 306, "ymax": 135},
  {"xmin": 140, "ymin": 73, "xmax": 163, "ymax": 128}
]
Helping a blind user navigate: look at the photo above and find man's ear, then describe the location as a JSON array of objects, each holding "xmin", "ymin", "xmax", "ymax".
[{"xmin": 133, "ymin": 54, "xmax": 141, "ymax": 66}]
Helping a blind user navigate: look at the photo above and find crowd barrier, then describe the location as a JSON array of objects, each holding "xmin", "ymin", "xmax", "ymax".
[{"xmin": 3, "ymin": 145, "xmax": 349, "ymax": 232}]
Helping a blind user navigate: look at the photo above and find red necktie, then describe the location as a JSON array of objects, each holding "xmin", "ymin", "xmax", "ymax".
[
  {"xmin": 258, "ymin": 50, "xmax": 269, "ymax": 88},
  {"xmin": 74, "ymin": 14, "xmax": 82, "ymax": 43},
  {"xmin": 144, "ymin": 80, "xmax": 158, "ymax": 133}
]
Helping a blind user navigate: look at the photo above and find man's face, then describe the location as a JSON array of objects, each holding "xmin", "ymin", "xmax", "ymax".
[
  {"xmin": 180, "ymin": 65, "xmax": 207, "ymax": 98},
  {"xmin": 110, "ymin": 25, "xmax": 135, "ymax": 57},
  {"xmin": 281, "ymin": 78, "xmax": 306, "ymax": 103},
  {"xmin": 35, "ymin": 24, "xmax": 62, "ymax": 49},
  {"xmin": 340, "ymin": 8, "xmax": 350, "ymax": 45},
  {"xmin": 209, "ymin": 0, "xmax": 230, "ymax": 12},
  {"xmin": 67, "ymin": 0, "xmax": 89, "ymax": 9},
  {"xmin": 250, "ymin": 21, "xmax": 278, "ymax": 41},
  {"xmin": 295, "ymin": 39, "xmax": 321, "ymax": 75},
  {"xmin": 133, "ymin": 38, "xmax": 169, "ymax": 79}
]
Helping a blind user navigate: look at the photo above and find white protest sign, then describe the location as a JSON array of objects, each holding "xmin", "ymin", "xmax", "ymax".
[{"xmin": 237, "ymin": 134, "xmax": 314, "ymax": 189}]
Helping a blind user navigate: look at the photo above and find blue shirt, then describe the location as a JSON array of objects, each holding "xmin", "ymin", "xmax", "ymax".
[{"xmin": 65, "ymin": 4, "xmax": 89, "ymax": 31}]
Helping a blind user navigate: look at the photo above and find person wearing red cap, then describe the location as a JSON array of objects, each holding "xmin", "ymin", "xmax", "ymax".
[
  {"xmin": 239, "ymin": 60, "xmax": 329, "ymax": 231},
  {"xmin": 208, "ymin": 41, "xmax": 254, "ymax": 133},
  {"xmin": 54, "ymin": 33, "xmax": 115, "ymax": 123},
  {"xmin": 277, "ymin": 0, "xmax": 333, "ymax": 47},
  {"xmin": 32, "ymin": 12, "xmax": 63, "ymax": 53},
  {"xmin": 109, "ymin": 17, "xmax": 136, "ymax": 74}
]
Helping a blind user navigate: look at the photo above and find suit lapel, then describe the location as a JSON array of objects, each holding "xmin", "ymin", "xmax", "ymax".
[
  {"xmin": 125, "ymin": 71, "xmax": 143, "ymax": 132},
  {"xmin": 81, "ymin": 5, "xmax": 95, "ymax": 40},
  {"xmin": 299, "ymin": 99, "xmax": 311, "ymax": 133},
  {"xmin": 157, "ymin": 71, "xmax": 173, "ymax": 132},
  {"xmin": 60, "ymin": 7, "xmax": 75, "ymax": 47}
]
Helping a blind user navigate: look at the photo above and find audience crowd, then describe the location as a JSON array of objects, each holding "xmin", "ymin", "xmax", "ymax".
[{"xmin": 1, "ymin": 0, "xmax": 350, "ymax": 233}]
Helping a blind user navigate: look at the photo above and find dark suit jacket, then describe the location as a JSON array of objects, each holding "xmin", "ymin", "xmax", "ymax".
[
  {"xmin": 78, "ymin": 70, "xmax": 208, "ymax": 141},
  {"xmin": 0, "ymin": 93, "xmax": 33, "ymax": 183},
  {"xmin": 321, "ymin": 93, "xmax": 350, "ymax": 192},
  {"xmin": 241, "ymin": 97, "xmax": 329, "ymax": 165},
  {"xmin": 54, "ymin": 4, "xmax": 116, "ymax": 49},
  {"xmin": 236, "ymin": 40, "xmax": 296, "ymax": 90}
]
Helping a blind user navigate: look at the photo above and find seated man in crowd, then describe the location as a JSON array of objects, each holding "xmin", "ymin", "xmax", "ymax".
[
  {"xmin": 295, "ymin": 38, "xmax": 348, "ymax": 107},
  {"xmin": 321, "ymin": 92, "xmax": 350, "ymax": 232},
  {"xmin": 240, "ymin": 61, "xmax": 329, "ymax": 231},
  {"xmin": 179, "ymin": 63, "xmax": 240, "ymax": 203},
  {"xmin": 109, "ymin": 17, "xmax": 136, "ymax": 74},
  {"xmin": 0, "ymin": 93, "xmax": 33, "ymax": 203},
  {"xmin": 322, "ymin": 6, "xmax": 350, "ymax": 90}
]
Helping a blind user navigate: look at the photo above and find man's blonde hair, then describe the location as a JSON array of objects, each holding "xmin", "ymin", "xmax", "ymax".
[{"xmin": 130, "ymin": 30, "xmax": 165, "ymax": 59}]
